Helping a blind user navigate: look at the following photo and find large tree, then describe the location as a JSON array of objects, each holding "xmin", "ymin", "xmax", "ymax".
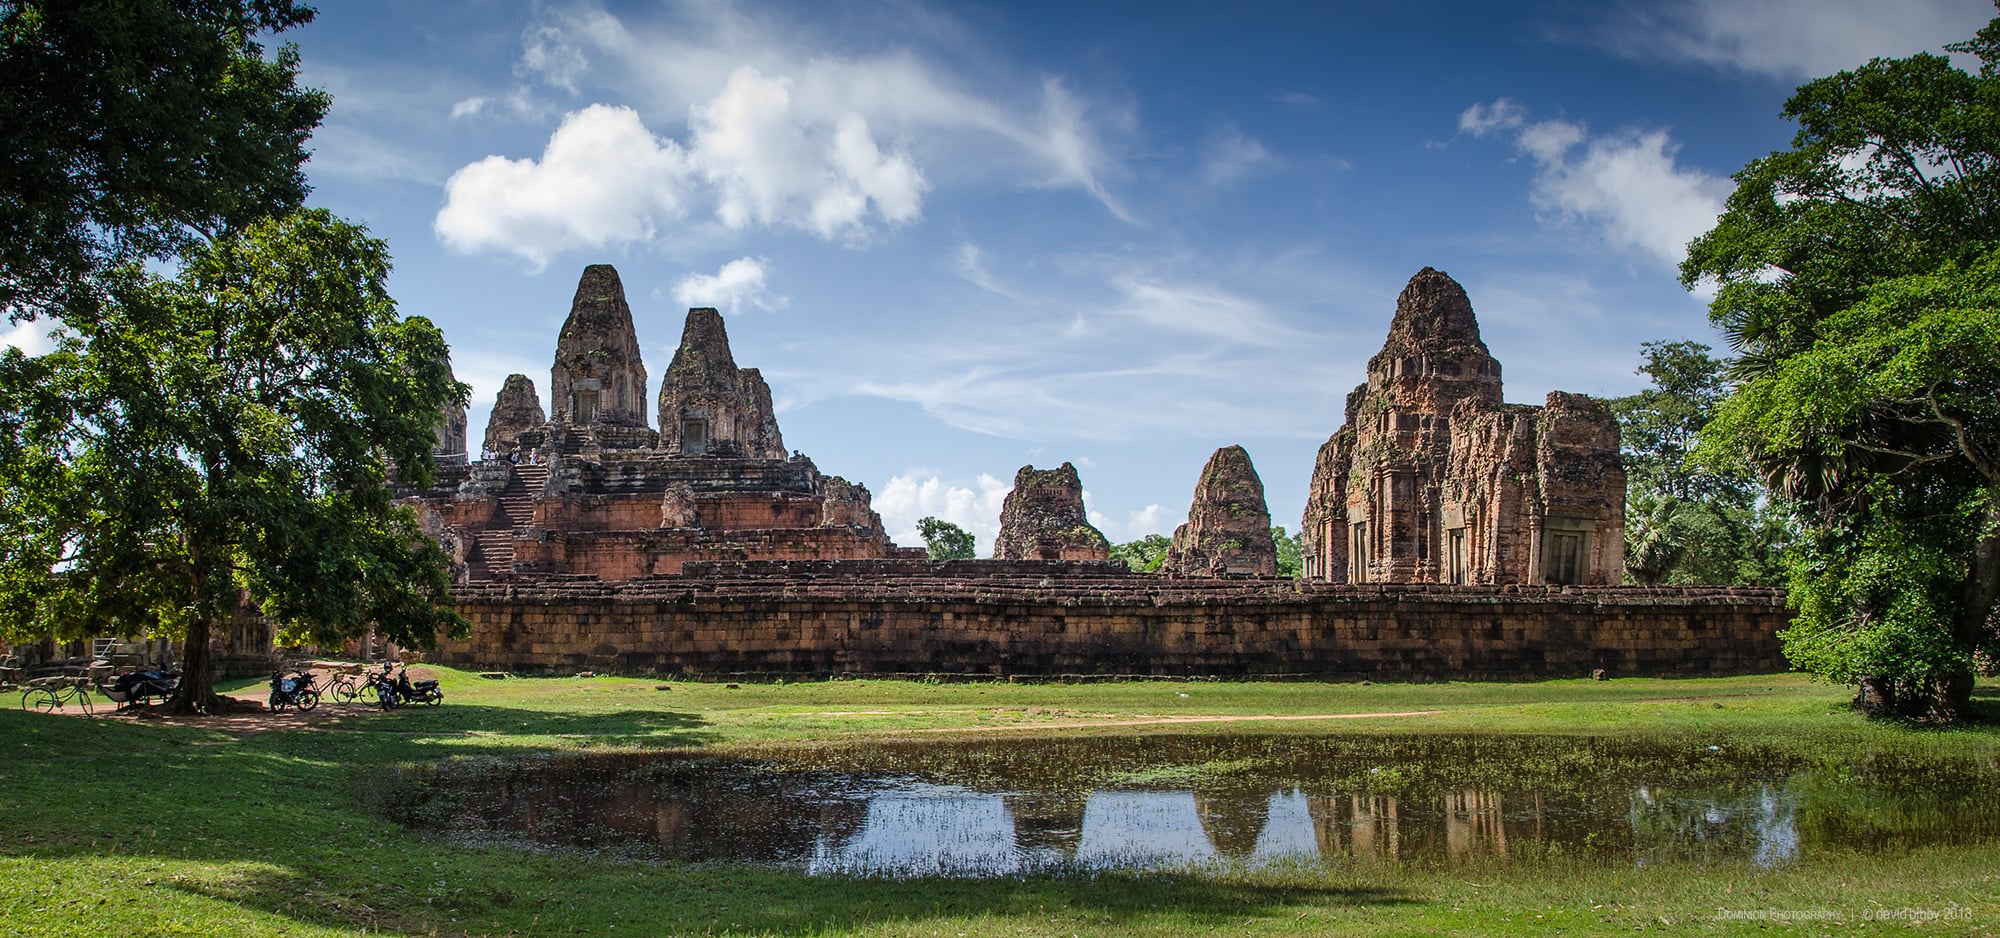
[
  {"xmin": 0, "ymin": 2, "xmax": 468, "ymax": 712},
  {"xmin": 1683, "ymin": 13, "xmax": 2000, "ymax": 719},
  {"xmin": 1608, "ymin": 341, "xmax": 1786, "ymax": 587},
  {"xmin": 0, "ymin": 211, "xmax": 467, "ymax": 711}
]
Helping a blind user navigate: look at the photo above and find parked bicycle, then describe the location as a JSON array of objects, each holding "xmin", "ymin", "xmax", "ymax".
[
  {"xmin": 319, "ymin": 669, "xmax": 365, "ymax": 704},
  {"xmin": 19, "ymin": 676, "xmax": 94, "ymax": 715},
  {"xmin": 291, "ymin": 663, "xmax": 363, "ymax": 704}
]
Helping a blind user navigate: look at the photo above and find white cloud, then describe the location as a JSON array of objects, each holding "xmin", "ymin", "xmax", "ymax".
[
  {"xmin": 875, "ymin": 472, "xmax": 1011, "ymax": 556},
  {"xmin": 1531, "ymin": 128, "xmax": 1732, "ymax": 269},
  {"xmin": 1088, "ymin": 500, "xmax": 1172, "ymax": 543},
  {"xmin": 672, "ymin": 257, "xmax": 788, "ymax": 314},
  {"xmin": 1600, "ymin": 0, "xmax": 1991, "ymax": 79},
  {"xmin": 434, "ymin": 104, "xmax": 691, "ymax": 270},
  {"xmin": 951, "ymin": 242, "xmax": 1024, "ymax": 300},
  {"xmin": 1274, "ymin": 90, "xmax": 1323, "ymax": 113},
  {"xmin": 1102, "ymin": 277, "xmax": 1301, "ymax": 345},
  {"xmin": 689, "ymin": 67, "xmax": 928, "ymax": 240},
  {"xmin": 1461, "ymin": 99, "xmax": 1731, "ymax": 270},
  {"xmin": 1457, "ymin": 98, "xmax": 1526, "ymax": 136},
  {"xmin": 439, "ymin": 2, "xmax": 1133, "ymax": 258},
  {"xmin": 518, "ymin": 22, "xmax": 588, "ymax": 93},
  {"xmin": 1203, "ymin": 128, "xmax": 1276, "ymax": 186},
  {"xmin": 1, "ymin": 319, "xmax": 58, "ymax": 356}
]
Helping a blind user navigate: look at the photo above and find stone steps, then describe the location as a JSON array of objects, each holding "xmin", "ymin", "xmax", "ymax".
[{"xmin": 466, "ymin": 463, "xmax": 551, "ymax": 581}]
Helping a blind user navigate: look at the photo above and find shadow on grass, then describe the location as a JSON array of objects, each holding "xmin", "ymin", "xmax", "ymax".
[
  {"xmin": 157, "ymin": 853, "xmax": 1416, "ymax": 937},
  {"xmin": 303, "ymin": 702, "xmax": 719, "ymax": 748}
]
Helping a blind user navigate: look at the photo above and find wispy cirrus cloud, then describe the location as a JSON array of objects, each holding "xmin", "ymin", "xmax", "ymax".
[{"xmin": 1593, "ymin": 0, "xmax": 1991, "ymax": 79}]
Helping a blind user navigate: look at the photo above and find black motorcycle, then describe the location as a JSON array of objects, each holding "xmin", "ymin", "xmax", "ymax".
[
  {"xmin": 365, "ymin": 663, "xmax": 402, "ymax": 710},
  {"xmin": 387, "ymin": 665, "xmax": 443, "ymax": 708},
  {"xmin": 268, "ymin": 669, "xmax": 319, "ymax": 712},
  {"xmin": 102, "ymin": 668, "xmax": 180, "ymax": 707}
]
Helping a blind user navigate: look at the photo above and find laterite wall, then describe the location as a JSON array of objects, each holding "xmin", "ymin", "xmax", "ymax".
[{"xmin": 434, "ymin": 561, "xmax": 1790, "ymax": 679}]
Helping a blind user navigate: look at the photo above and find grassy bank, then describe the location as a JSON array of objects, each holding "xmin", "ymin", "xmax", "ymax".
[{"xmin": 3, "ymin": 670, "xmax": 1997, "ymax": 936}]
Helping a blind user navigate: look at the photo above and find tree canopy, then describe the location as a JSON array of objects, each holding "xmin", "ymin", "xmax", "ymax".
[
  {"xmin": 916, "ymin": 516, "xmax": 976, "ymax": 561},
  {"xmin": 1109, "ymin": 534, "xmax": 1171, "ymax": 573},
  {"xmin": 1683, "ymin": 12, "xmax": 2000, "ymax": 718},
  {"xmin": 1607, "ymin": 341, "xmax": 1786, "ymax": 587},
  {"xmin": 1272, "ymin": 525, "xmax": 1303, "ymax": 579},
  {"xmin": 0, "ymin": 0, "xmax": 326, "ymax": 323}
]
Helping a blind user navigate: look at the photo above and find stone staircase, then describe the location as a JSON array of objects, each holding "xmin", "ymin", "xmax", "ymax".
[{"xmin": 467, "ymin": 463, "xmax": 548, "ymax": 580}]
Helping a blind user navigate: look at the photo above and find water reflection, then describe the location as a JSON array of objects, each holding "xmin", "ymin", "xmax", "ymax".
[{"xmin": 381, "ymin": 737, "xmax": 1999, "ymax": 878}]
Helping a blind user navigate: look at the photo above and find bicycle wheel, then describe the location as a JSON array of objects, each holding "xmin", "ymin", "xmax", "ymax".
[
  {"xmin": 74, "ymin": 685, "xmax": 92, "ymax": 716},
  {"xmin": 297, "ymin": 689, "xmax": 319, "ymax": 712},
  {"xmin": 29, "ymin": 688, "xmax": 60, "ymax": 713},
  {"xmin": 357, "ymin": 682, "xmax": 380, "ymax": 706},
  {"xmin": 331, "ymin": 678, "xmax": 358, "ymax": 704},
  {"xmin": 19, "ymin": 687, "xmax": 38, "ymax": 711}
]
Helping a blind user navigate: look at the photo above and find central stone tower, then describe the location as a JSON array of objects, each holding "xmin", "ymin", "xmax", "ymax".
[{"xmin": 551, "ymin": 264, "xmax": 649, "ymax": 428}]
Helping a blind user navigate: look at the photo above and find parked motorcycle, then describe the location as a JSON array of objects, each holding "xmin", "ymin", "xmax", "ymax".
[
  {"xmin": 365, "ymin": 663, "xmax": 402, "ymax": 710},
  {"xmin": 101, "ymin": 668, "xmax": 180, "ymax": 707},
  {"xmin": 268, "ymin": 669, "xmax": 319, "ymax": 712},
  {"xmin": 388, "ymin": 665, "xmax": 444, "ymax": 708}
]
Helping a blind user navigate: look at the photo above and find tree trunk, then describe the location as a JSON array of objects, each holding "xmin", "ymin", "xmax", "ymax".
[
  {"xmin": 1852, "ymin": 676, "xmax": 1897, "ymax": 716},
  {"xmin": 163, "ymin": 615, "xmax": 254, "ymax": 714},
  {"xmin": 1939, "ymin": 492, "xmax": 2000, "ymax": 721}
]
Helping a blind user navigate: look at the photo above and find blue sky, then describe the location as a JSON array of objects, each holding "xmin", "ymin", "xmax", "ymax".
[{"xmin": 48, "ymin": 0, "xmax": 1999, "ymax": 553}]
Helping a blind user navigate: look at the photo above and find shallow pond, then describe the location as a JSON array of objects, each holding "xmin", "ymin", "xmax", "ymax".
[{"xmin": 379, "ymin": 735, "xmax": 2000, "ymax": 877}]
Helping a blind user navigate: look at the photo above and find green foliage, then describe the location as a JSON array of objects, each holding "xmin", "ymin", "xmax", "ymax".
[
  {"xmin": 1609, "ymin": 342, "xmax": 1790, "ymax": 586},
  {"xmin": 916, "ymin": 516, "xmax": 976, "ymax": 560},
  {"xmin": 1270, "ymin": 525, "xmax": 1303, "ymax": 578},
  {"xmin": 0, "ymin": 211, "xmax": 470, "ymax": 701},
  {"xmin": 1682, "ymin": 16, "xmax": 2000, "ymax": 716},
  {"xmin": 1607, "ymin": 341, "xmax": 1739, "ymax": 502},
  {"xmin": 1109, "ymin": 534, "xmax": 1172, "ymax": 573},
  {"xmin": 0, "ymin": 3, "xmax": 471, "ymax": 711},
  {"xmin": 0, "ymin": 0, "xmax": 326, "ymax": 323}
]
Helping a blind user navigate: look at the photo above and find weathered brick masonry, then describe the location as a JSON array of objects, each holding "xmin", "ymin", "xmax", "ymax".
[{"xmin": 435, "ymin": 561, "xmax": 1789, "ymax": 678}]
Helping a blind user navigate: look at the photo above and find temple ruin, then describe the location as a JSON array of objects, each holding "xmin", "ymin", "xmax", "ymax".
[
  {"xmin": 1163, "ymin": 445, "xmax": 1277, "ymax": 577},
  {"xmin": 1300, "ymin": 268, "xmax": 1625, "ymax": 586},
  {"xmin": 992, "ymin": 463, "xmax": 1111, "ymax": 561},
  {"xmin": 401, "ymin": 264, "xmax": 912, "ymax": 581}
]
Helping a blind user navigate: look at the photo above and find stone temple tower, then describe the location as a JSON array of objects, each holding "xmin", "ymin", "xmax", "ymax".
[
  {"xmin": 1301, "ymin": 267, "xmax": 1624, "ymax": 586},
  {"xmin": 551, "ymin": 264, "xmax": 649, "ymax": 428},
  {"xmin": 656, "ymin": 307, "xmax": 786, "ymax": 458}
]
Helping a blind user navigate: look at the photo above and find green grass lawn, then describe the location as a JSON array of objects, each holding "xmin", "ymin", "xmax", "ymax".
[{"xmin": 4, "ymin": 669, "xmax": 1997, "ymax": 936}]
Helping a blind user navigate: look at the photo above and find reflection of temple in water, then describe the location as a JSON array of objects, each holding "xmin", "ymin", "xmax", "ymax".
[
  {"xmin": 413, "ymin": 754, "xmax": 1825, "ymax": 875},
  {"xmin": 1444, "ymin": 788, "xmax": 1509, "ymax": 861},
  {"xmin": 1194, "ymin": 792, "xmax": 1272, "ymax": 858}
]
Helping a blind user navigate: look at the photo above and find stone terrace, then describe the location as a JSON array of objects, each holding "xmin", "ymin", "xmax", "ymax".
[{"xmin": 438, "ymin": 563, "xmax": 1789, "ymax": 680}]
